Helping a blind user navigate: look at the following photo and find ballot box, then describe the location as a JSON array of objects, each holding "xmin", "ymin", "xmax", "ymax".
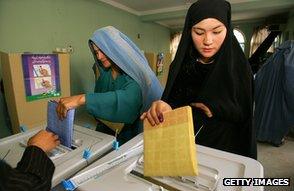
[
  {"xmin": 60, "ymin": 133, "xmax": 264, "ymax": 191},
  {"xmin": 0, "ymin": 124, "xmax": 115, "ymax": 187}
]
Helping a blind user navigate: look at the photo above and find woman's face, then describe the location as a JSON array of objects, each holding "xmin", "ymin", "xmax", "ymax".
[
  {"xmin": 92, "ymin": 44, "xmax": 112, "ymax": 68},
  {"xmin": 191, "ymin": 18, "xmax": 227, "ymax": 62}
]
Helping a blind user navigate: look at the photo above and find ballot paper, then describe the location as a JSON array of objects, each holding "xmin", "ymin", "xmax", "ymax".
[
  {"xmin": 46, "ymin": 100, "xmax": 74, "ymax": 148},
  {"xmin": 143, "ymin": 106, "xmax": 198, "ymax": 177}
]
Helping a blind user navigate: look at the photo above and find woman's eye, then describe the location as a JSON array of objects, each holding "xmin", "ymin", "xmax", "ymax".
[
  {"xmin": 195, "ymin": 31, "xmax": 204, "ymax": 35},
  {"xmin": 213, "ymin": 31, "xmax": 222, "ymax": 34}
]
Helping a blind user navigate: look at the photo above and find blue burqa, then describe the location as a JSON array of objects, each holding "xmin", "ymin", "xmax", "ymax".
[{"xmin": 254, "ymin": 40, "xmax": 294, "ymax": 145}]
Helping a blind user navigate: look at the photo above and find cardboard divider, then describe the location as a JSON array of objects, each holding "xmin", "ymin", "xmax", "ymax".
[{"xmin": 0, "ymin": 52, "xmax": 70, "ymax": 133}]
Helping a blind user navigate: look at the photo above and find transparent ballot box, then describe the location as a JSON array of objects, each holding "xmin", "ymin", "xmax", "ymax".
[
  {"xmin": 60, "ymin": 133, "xmax": 263, "ymax": 191},
  {"xmin": 0, "ymin": 124, "xmax": 115, "ymax": 187}
]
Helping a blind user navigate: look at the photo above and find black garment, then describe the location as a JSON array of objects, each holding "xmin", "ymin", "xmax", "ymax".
[
  {"xmin": 169, "ymin": 56, "xmax": 215, "ymax": 132},
  {"xmin": 0, "ymin": 146, "xmax": 55, "ymax": 191},
  {"xmin": 163, "ymin": 0, "xmax": 256, "ymax": 159}
]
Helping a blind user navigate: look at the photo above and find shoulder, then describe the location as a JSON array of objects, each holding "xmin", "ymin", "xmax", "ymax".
[{"xmin": 123, "ymin": 75, "xmax": 140, "ymax": 88}]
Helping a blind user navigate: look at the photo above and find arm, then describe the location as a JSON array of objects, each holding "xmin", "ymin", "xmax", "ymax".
[
  {"xmin": 190, "ymin": 102, "xmax": 213, "ymax": 118},
  {"xmin": 0, "ymin": 130, "xmax": 59, "ymax": 191},
  {"xmin": 56, "ymin": 94, "xmax": 85, "ymax": 119},
  {"xmin": 86, "ymin": 78, "xmax": 142, "ymax": 124},
  {"xmin": 56, "ymin": 63, "xmax": 104, "ymax": 119},
  {"xmin": 57, "ymin": 75, "xmax": 142, "ymax": 123}
]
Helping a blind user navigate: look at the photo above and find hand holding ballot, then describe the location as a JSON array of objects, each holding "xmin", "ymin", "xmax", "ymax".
[
  {"xmin": 47, "ymin": 100, "xmax": 75, "ymax": 148},
  {"xmin": 28, "ymin": 130, "xmax": 60, "ymax": 153},
  {"xmin": 140, "ymin": 100, "xmax": 172, "ymax": 126},
  {"xmin": 143, "ymin": 106, "xmax": 198, "ymax": 177},
  {"xmin": 56, "ymin": 94, "xmax": 85, "ymax": 120}
]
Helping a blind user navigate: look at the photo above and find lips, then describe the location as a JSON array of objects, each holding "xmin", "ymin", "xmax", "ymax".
[{"xmin": 203, "ymin": 48, "xmax": 213, "ymax": 52}]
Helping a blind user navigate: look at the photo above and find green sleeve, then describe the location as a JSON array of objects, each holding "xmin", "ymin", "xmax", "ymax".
[{"xmin": 85, "ymin": 80, "xmax": 142, "ymax": 124}]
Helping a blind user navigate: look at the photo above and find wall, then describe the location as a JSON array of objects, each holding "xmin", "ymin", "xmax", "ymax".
[
  {"xmin": 0, "ymin": 0, "xmax": 170, "ymax": 92},
  {"xmin": 233, "ymin": 20, "xmax": 264, "ymax": 58},
  {"xmin": 234, "ymin": 11, "xmax": 294, "ymax": 58},
  {"xmin": 0, "ymin": 0, "xmax": 170, "ymax": 136},
  {"xmin": 284, "ymin": 10, "xmax": 294, "ymax": 40}
]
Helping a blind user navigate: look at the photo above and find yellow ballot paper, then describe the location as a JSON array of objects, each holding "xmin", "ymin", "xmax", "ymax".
[{"xmin": 143, "ymin": 106, "xmax": 198, "ymax": 177}]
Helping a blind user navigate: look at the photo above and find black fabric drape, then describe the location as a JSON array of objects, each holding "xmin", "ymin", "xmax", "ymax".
[
  {"xmin": 0, "ymin": 146, "xmax": 55, "ymax": 191},
  {"xmin": 162, "ymin": 0, "xmax": 256, "ymax": 159}
]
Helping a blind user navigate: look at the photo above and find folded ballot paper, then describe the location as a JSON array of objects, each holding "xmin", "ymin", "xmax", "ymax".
[
  {"xmin": 143, "ymin": 106, "xmax": 198, "ymax": 177},
  {"xmin": 46, "ymin": 100, "xmax": 75, "ymax": 148}
]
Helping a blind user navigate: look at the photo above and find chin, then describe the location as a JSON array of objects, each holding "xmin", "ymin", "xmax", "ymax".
[
  {"xmin": 201, "ymin": 52, "xmax": 214, "ymax": 59},
  {"xmin": 102, "ymin": 62, "xmax": 111, "ymax": 68}
]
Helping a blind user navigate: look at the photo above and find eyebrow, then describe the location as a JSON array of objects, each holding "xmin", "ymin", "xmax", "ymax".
[{"xmin": 193, "ymin": 25, "xmax": 223, "ymax": 31}]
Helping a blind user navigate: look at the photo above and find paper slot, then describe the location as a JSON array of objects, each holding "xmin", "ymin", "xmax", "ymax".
[
  {"xmin": 19, "ymin": 138, "xmax": 73, "ymax": 160},
  {"xmin": 130, "ymin": 157, "xmax": 219, "ymax": 191}
]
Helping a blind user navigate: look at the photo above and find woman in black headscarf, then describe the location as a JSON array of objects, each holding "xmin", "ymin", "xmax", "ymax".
[{"xmin": 141, "ymin": 0, "xmax": 256, "ymax": 159}]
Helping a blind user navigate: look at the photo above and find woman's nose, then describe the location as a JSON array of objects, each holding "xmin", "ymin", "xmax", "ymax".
[
  {"xmin": 96, "ymin": 50, "xmax": 102, "ymax": 59},
  {"xmin": 204, "ymin": 34, "xmax": 213, "ymax": 45}
]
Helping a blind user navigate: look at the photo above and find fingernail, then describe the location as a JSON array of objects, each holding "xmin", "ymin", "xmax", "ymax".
[{"xmin": 158, "ymin": 114, "xmax": 163, "ymax": 122}]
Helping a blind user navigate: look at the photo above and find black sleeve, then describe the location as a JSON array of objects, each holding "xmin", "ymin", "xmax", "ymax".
[{"xmin": 0, "ymin": 146, "xmax": 55, "ymax": 191}]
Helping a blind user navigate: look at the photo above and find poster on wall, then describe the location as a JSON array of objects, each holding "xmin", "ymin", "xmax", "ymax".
[{"xmin": 22, "ymin": 54, "xmax": 61, "ymax": 102}]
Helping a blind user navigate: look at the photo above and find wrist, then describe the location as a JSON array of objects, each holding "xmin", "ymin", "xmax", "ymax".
[
  {"xmin": 27, "ymin": 143, "xmax": 46, "ymax": 152},
  {"xmin": 78, "ymin": 94, "xmax": 86, "ymax": 106}
]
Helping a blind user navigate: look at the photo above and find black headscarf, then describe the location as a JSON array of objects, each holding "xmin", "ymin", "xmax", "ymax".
[{"xmin": 162, "ymin": 0, "xmax": 256, "ymax": 159}]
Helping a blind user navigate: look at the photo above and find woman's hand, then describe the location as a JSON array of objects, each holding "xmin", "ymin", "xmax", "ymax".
[
  {"xmin": 39, "ymin": 68, "xmax": 49, "ymax": 76},
  {"xmin": 41, "ymin": 79, "xmax": 52, "ymax": 89},
  {"xmin": 27, "ymin": 130, "xmax": 60, "ymax": 153},
  {"xmin": 190, "ymin": 102, "xmax": 213, "ymax": 118},
  {"xmin": 140, "ymin": 100, "xmax": 172, "ymax": 126},
  {"xmin": 56, "ymin": 94, "xmax": 85, "ymax": 119}
]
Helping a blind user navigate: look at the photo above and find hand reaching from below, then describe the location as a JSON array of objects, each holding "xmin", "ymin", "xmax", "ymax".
[{"xmin": 27, "ymin": 130, "xmax": 60, "ymax": 153}]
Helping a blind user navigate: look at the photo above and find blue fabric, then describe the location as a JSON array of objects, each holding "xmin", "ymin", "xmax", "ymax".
[
  {"xmin": 90, "ymin": 26, "xmax": 163, "ymax": 113},
  {"xmin": 254, "ymin": 40, "xmax": 294, "ymax": 145}
]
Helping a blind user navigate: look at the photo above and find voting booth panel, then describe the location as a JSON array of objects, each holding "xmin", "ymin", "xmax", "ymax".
[{"xmin": 0, "ymin": 52, "xmax": 70, "ymax": 134}]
